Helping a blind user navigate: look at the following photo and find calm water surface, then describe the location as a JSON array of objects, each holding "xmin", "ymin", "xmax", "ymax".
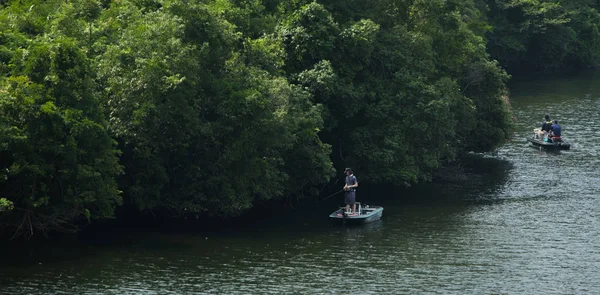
[{"xmin": 2, "ymin": 72, "xmax": 600, "ymax": 294}]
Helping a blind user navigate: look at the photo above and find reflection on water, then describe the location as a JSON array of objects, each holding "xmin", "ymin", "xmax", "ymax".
[{"xmin": 2, "ymin": 71, "xmax": 600, "ymax": 294}]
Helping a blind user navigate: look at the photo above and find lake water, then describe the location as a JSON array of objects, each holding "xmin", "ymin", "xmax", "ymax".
[{"xmin": 2, "ymin": 71, "xmax": 600, "ymax": 294}]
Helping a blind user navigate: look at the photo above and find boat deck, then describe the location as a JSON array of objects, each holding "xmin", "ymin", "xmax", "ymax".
[{"xmin": 329, "ymin": 203, "xmax": 384, "ymax": 224}]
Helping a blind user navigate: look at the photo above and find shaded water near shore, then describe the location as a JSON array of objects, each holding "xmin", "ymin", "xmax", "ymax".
[{"xmin": 2, "ymin": 71, "xmax": 600, "ymax": 294}]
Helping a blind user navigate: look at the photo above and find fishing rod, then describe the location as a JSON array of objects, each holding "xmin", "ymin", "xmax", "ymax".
[{"xmin": 321, "ymin": 189, "xmax": 345, "ymax": 201}]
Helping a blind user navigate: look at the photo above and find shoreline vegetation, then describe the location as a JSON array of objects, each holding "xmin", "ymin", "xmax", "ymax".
[{"xmin": 1, "ymin": 0, "xmax": 599, "ymax": 240}]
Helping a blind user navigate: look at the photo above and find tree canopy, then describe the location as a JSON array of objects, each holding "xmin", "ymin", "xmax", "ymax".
[
  {"xmin": 5, "ymin": 0, "xmax": 596, "ymax": 238},
  {"xmin": 485, "ymin": 0, "xmax": 600, "ymax": 73}
]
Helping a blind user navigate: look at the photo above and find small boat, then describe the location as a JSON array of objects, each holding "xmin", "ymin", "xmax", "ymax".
[
  {"xmin": 527, "ymin": 130, "xmax": 571, "ymax": 150},
  {"xmin": 329, "ymin": 202, "xmax": 384, "ymax": 224}
]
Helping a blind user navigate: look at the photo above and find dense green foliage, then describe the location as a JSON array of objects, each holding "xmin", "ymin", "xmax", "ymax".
[
  {"xmin": 0, "ymin": 198, "xmax": 13, "ymax": 211},
  {"xmin": 0, "ymin": 31, "xmax": 122, "ymax": 237},
  {"xmin": 274, "ymin": 0, "xmax": 513, "ymax": 185},
  {"xmin": 6, "ymin": 0, "xmax": 597, "ymax": 238},
  {"xmin": 485, "ymin": 0, "xmax": 600, "ymax": 73}
]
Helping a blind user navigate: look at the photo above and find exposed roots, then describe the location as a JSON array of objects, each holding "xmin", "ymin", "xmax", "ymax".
[{"xmin": 7, "ymin": 209, "xmax": 79, "ymax": 240}]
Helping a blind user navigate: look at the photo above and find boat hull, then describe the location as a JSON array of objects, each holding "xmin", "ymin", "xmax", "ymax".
[
  {"xmin": 527, "ymin": 137, "xmax": 571, "ymax": 150},
  {"xmin": 329, "ymin": 206, "xmax": 384, "ymax": 224}
]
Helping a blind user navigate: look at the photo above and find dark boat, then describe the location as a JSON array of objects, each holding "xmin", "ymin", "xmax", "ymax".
[
  {"xmin": 527, "ymin": 131, "xmax": 571, "ymax": 150},
  {"xmin": 329, "ymin": 202, "xmax": 384, "ymax": 224}
]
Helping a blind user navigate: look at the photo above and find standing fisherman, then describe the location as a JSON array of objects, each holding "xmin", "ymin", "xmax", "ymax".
[{"xmin": 343, "ymin": 168, "xmax": 359, "ymax": 214}]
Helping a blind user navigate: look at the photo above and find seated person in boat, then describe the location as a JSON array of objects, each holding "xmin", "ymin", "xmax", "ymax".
[
  {"xmin": 343, "ymin": 168, "xmax": 358, "ymax": 214},
  {"xmin": 541, "ymin": 114, "xmax": 553, "ymax": 132},
  {"xmin": 551, "ymin": 120, "xmax": 562, "ymax": 141},
  {"xmin": 537, "ymin": 114, "xmax": 553, "ymax": 141}
]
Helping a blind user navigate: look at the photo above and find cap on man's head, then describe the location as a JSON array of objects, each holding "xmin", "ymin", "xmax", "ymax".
[
  {"xmin": 344, "ymin": 167, "xmax": 352, "ymax": 173},
  {"xmin": 554, "ymin": 120, "xmax": 558, "ymax": 124},
  {"xmin": 545, "ymin": 114, "xmax": 550, "ymax": 120}
]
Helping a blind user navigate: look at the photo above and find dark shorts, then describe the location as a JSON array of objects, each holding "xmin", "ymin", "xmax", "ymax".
[{"xmin": 345, "ymin": 191, "xmax": 356, "ymax": 205}]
